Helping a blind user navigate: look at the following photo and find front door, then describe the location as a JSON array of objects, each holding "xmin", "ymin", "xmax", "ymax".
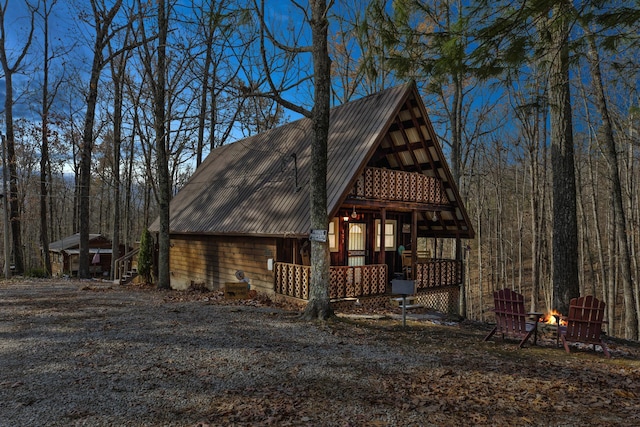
[{"xmin": 348, "ymin": 223, "xmax": 366, "ymax": 266}]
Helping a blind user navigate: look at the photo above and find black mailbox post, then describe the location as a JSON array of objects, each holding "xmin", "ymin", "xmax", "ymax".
[{"xmin": 391, "ymin": 279, "xmax": 416, "ymax": 327}]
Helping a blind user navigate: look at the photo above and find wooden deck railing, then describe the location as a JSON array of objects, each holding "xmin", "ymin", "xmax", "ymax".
[
  {"xmin": 350, "ymin": 167, "xmax": 447, "ymax": 204},
  {"xmin": 329, "ymin": 264, "xmax": 388, "ymax": 299},
  {"xmin": 274, "ymin": 260, "xmax": 461, "ymax": 300},
  {"xmin": 414, "ymin": 259, "xmax": 462, "ymax": 289},
  {"xmin": 274, "ymin": 262, "xmax": 311, "ymax": 300},
  {"xmin": 274, "ymin": 263, "xmax": 388, "ymax": 300}
]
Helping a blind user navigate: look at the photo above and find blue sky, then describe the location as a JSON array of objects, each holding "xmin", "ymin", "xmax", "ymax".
[{"xmin": 0, "ymin": 0, "xmax": 312, "ymax": 127}]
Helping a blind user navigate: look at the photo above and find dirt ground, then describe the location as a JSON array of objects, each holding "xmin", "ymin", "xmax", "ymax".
[{"xmin": 1, "ymin": 278, "xmax": 639, "ymax": 427}]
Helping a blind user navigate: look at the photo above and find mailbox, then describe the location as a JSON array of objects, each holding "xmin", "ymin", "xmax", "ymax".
[{"xmin": 391, "ymin": 279, "xmax": 416, "ymax": 295}]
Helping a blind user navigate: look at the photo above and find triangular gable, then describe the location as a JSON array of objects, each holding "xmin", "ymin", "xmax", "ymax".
[
  {"xmin": 332, "ymin": 84, "xmax": 474, "ymax": 238},
  {"xmin": 155, "ymin": 82, "xmax": 473, "ymax": 239}
]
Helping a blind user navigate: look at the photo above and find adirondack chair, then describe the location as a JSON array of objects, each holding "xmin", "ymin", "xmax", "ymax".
[
  {"xmin": 558, "ymin": 295, "xmax": 611, "ymax": 358},
  {"xmin": 484, "ymin": 288, "xmax": 542, "ymax": 348}
]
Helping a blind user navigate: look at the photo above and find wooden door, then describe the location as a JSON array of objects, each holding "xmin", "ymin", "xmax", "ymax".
[{"xmin": 348, "ymin": 223, "xmax": 366, "ymax": 266}]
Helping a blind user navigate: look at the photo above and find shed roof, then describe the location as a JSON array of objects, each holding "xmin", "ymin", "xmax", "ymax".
[
  {"xmin": 152, "ymin": 82, "xmax": 473, "ymax": 239},
  {"xmin": 49, "ymin": 234, "xmax": 107, "ymax": 252}
]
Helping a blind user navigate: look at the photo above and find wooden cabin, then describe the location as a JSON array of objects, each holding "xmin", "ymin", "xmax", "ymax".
[
  {"xmin": 150, "ymin": 82, "xmax": 474, "ymax": 313},
  {"xmin": 48, "ymin": 233, "xmax": 118, "ymax": 277}
]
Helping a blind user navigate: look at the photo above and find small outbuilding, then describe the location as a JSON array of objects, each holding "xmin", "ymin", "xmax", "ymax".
[
  {"xmin": 48, "ymin": 233, "xmax": 114, "ymax": 277},
  {"xmin": 150, "ymin": 82, "xmax": 475, "ymax": 313}
]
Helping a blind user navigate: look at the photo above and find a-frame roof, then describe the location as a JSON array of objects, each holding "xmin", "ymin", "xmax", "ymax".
[{"xmin": 153, "ymin": 82, "xmax": 474, "ymax": 239}]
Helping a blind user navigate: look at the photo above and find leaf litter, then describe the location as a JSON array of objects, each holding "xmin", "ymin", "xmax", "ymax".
[{"xmin": 0, "ymin": 278, "xmax": 639, "ymax": 426}]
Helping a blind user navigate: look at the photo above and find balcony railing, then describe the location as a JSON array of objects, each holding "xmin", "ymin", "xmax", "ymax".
[{"xmin": 350, "ymin": 167, "xmax": 447, "ymax": 204}]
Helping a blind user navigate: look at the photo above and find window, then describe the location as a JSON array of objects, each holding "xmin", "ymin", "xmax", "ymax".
[
  {"xmin": 416, "ymin": 237, "xmax": 432, "ymax": 259},
  {"xmin": 328, "ymin": 218, "xmax": 339, "ymax": 252},
  {"xmin": 374, "ymin": 219, "xmax": 397, "ymax": 251}
]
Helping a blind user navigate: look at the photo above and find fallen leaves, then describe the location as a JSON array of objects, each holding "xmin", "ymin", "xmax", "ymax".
[{"xmin": 4, "ymin": 279, "xmax": 640, "ymax": 427}]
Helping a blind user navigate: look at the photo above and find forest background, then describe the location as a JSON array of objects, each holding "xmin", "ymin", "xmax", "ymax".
[{"xmin": 1, "ymin": 0, "xmax": 639, "ymax": 339}]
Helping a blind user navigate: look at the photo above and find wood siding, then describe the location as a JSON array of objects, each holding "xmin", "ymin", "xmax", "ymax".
[{"xmin": 169, "ymin": 234, "xmax": 277, "ymax": 293}]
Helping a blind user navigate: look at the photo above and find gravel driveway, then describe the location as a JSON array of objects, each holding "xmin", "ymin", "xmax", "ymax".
[
  {"xmin": 0, "ymin": 280, "xmax": 436, "ymax": 427},
  {"xmin": 2, "ymin": 279, "xmax": 639, "ymax": 427}
]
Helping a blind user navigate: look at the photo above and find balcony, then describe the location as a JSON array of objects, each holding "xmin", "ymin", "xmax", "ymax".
[{"xmin": 350, "ymin": 167, "xmax": 447, "ymax": 204}]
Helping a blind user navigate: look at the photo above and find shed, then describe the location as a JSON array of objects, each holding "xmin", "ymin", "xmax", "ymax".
[{"xmin": 48, "ymin": 233, "xmax": 113, "ymax": 277}]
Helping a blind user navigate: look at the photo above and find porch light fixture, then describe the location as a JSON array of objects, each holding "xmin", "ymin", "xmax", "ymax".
[
  {"xmin": 342, "ymin": 213, "xmax": 350, "ymax": 222},
  {"xmin": 351, "ymin": 206, "xmax": 358, "ymax": 219},
  {"xmin": 431, "ymin": 211, "xmax": 438, "ymax": 222}
]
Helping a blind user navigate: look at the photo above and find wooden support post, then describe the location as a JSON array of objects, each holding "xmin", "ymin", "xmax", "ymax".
[
  {"xmin": 456, "ymin": 235, "xmax": 465, "ymax": 318},
  {"xmin": 411, "ymin": 209, "xmax": 418, "ymax": 280},
  {"xmin": 379, "ymin": 208, "xmax": 386, "ymax": 264}
]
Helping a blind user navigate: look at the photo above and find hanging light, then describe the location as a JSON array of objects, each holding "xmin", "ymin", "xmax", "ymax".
[
  {"xmin": 351, "ymin": 206, "xmax": 358, "ymax": 219},
  {"xmin": 431, "ymin": 211, "xmax": 438, "ymax": 222}
]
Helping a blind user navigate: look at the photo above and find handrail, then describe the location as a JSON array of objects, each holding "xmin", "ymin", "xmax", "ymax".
[{"xmin": 113, "ymin": 248, "xmax": 140, "ymax": 285}]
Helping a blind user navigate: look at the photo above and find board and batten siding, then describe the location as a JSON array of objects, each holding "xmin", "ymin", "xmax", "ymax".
[{"xmin": 169, "ymin": 234, "xmax": 277, "ymax": 293}]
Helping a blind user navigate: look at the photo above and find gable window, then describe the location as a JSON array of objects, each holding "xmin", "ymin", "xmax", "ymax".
[
  {"xmin": 328, "ymin": 218, "xmax": 339, "ymax": 252},
  {"xmin": 374, "ymin": 219, "xmax": 397, "ymax": 251}
]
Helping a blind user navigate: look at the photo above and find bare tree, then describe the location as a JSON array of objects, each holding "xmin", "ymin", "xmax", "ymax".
[
  {"xmin": 582, "ymin": 25, "xmax": 638, "ymax": 339},
  {"xmin": 76, "ymin": 0, "xmax": 124, "ymax": 278},
  {"xmin": 506, "ymin": 70, "xmax": 548, "ymax": 312},
  {"xmin": 35, "ymin": 0, "xmax": 70, "ymax": 275},
  {"xmin": 251, "ymin": 0, "xmax": 334, "ymax": 319},
  {"xmin": 107, "ymin": 16, "xmax": 134, "ymax": 280},
  {"xmin": 187, "ymin": 0, "xmax": 249, "ymax": 165},
  {"xmin": 0, "ymin": 0, "xmax": 37, "ymax": 274},
  {"xmin": 136, "ymin": 0, "xmax": 170, "ymax": 288}
]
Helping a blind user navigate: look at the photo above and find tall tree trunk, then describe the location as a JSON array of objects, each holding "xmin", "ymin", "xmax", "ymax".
[
  {"xmin": 78, "ymin": 50, "xmax": 102, "ymax": 279},
  {"xmin": 39, "ymin": 0, "xmax": 55, "ymax": 276},
  {"xmin": 0, "ymin": 2, "xmax": 34, "ymax": 274},
  {"xmin": 476, "ymin": 198, "xmax": 483, "ymax": 320},
  {"xmin": 607, "ymin": 208, "xmax": 616, "ymax": 335},
  {"xmin": 548, "ymin": 2, "xmax": 579, "ymax": 314},
  {"xmin": 109, "ymin": 53, "xmax": 127, "ymax": 281},
  {"xmin": 79, "ymin": 0, "xmax": 123, "ymax": 279},
  {"xmin": 196, "ymin": 17, "xmax": 213, "ymax": 168},
  {"xmin": 587, "ymin": 149, "xmax": 606, "ymax": 300},
  {"xmin": 576, "ymin": 167, "xmax": 596, "ymax": 295},
  {"xmin": 585, "ymin": 30, "xmax": 638, "ymax": 339},
  {"xmin": 124, "ymin": 109, "xmax": 138, "ymax": 250},
  {"xmin": 302, "ymin": 0, "xmax": 332, "ymax": 320},
  {"xmin": 529, "ymin": 108, "xmax": 544, "ymax": 312},
  {"xmin": 155, "ymin": 0, "xmax": 171, "ymax": 289},
  {"xmin": 108, "ymin": 23, "xmax": 132, "ymax": 281}
]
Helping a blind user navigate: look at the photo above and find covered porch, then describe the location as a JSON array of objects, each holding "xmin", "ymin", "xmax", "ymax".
[{"xmin": 273, "ymin": 165, "xmax": 470, "ymax": 313}]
